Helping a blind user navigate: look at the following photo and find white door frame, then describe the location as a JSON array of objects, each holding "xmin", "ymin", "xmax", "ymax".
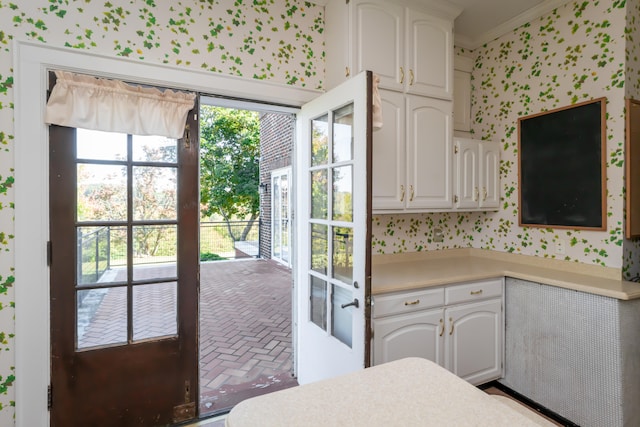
[
  {"xmin": 13, "ymin": 40, "xmax": 319, "ymax": 427},
  {"xmin": 271, "ymin": 167, "xmax": 292, "ymax": 267}
]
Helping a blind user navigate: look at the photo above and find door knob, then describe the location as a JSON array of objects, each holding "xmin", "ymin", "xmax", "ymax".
[{"xmin": 341, "ymin": 298, "xmax": 359, "ymax": 309}]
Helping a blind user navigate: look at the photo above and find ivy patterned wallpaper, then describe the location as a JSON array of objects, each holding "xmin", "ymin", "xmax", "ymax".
[
  {"xmin": 372, "ymin": 0, "xmax": 640, "ymax": 280},
  {"xmin": 0, "ymin": 0, "xmax": 324, "ymax": 423}
]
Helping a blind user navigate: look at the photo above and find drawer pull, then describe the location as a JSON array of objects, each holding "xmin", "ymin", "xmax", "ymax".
[
  {"xmin": 404, "ymin": 299, "xmax": 420, "ymax": 306},
  {"xmin": 470, "ymin": 289, "xmax": 483, "ymax": 296}
]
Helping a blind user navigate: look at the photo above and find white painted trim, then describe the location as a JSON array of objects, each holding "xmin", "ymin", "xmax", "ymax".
[
  {"xmin": 454, "ymin": 0, "xmax": 572, "ymax": 50},
  {"xmin": 13, "ymin": 39, "xmax": 319, "ymax": 427},
  {"xmin": 270, "ymin": 167, "xmax": 292, "ymax": 268}
]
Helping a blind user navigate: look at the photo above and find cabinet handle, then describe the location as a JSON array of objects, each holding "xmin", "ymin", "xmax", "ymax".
[
  {"xmin": 409, "ymin": 69, "xmax": 414, "ymax": 85},
  {"xmin": 470, "ymin": 289, "xmax": 483, "ymax": 295},
  {"xmin": 439, "ymin": 318, "xmax": 444, "ymax": 337},
  {"xmin": 400, "ymin": 67, "xmax": 404, "ymax": 84},
  {"xmin": 409, "ymin": 185, "xmax": 415, "ymax": 202},
  {"xmin": 404, "ymin": 299, "xmax": 420, "ymax": 306},
  {"xmin": 483, "ymin": 187, "xmax": 488, "ymax": 201},
  {"xmin": 345, "ymin": 66, "xmax": 350, "ymax": 77},
  {"xmin": 474, "ymin": 187, "xmax": 479, "ymax": 201},
  {"xmin": 400, "ymin": 185, "xmax": 405, "ymax": 202},
  {"xmin": 449, "ymin": 317, "xmax": 454, "ymax": 335}
]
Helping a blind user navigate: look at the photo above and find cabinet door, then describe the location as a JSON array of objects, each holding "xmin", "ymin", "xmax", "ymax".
[
  {"xmin": 352, "ymin": 0, "xmax": 404, "ymax": 91},
  {"xmin": 454, "ymin": 138, "xmax": 478, "ymax": 209},
  {"xmin": 453, "ymin": 69, "xmax": 471, "ymax": 131},
  {"xmin": 372, "ymin": 90, "xmax": 405, "ymax": 210},
  {"xmin": 479, "ymin": 141, "xmax": 500, "ymax": 209},
  {"xmin": 373, "ymin": 308, "xmax": 444, "ymax": 366},
  {"xmin": 406, "ymin": 11, "xmax": 453, "ymax": 99},
  {"xmin": 406, "ymin": 95, "xmax": 453, "ymax": 209},
  {"xmin": 445, "ymin": 298, "xmax": 502, "ymax": 386}
]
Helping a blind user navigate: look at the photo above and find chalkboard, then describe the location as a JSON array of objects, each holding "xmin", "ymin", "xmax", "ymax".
[{"xmin": 518, "ymin": 98, "xmax": 606, "ymax": 230}]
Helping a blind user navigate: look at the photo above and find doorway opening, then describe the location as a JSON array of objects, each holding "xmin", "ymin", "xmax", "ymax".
[{"xmin": 197, "ymin": 103, "xmax": 297, "ymax": 416}]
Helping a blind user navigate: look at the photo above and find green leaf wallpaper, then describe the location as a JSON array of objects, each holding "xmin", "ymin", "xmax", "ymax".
[{"xmin": 372, "ymin": 0, "xmax": 640, "ymax": 279}]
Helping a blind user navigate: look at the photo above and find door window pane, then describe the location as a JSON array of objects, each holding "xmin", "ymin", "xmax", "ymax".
[
  {"xmin": 76, "ymin": 128, "xmax": 127, "ymax": 161},
  {"xmin": 311, "ymin": 223, "xmax": 327, "ymax": 274},
  {"xmin": 332, "ymin": 285, "xmax": 353, "ymax": 347},
  {"xmin": 133, "ymin": 225, "xmax": 177, "ymax": 280},
  {"xmin": 310, "ymin": 276, "xmax": 327, "ymax": 331},
  {"xmin": 311, "ymin": 114, "xmax": 329, "ymax": 166},
  {"xmin": 77, "ymin": 287, "xmax": 127, "ymax": 349},
  {"xmin": 311, "ymin": 170, "xmax": 328, "ymax": 219},
  {"xmin": 133, "ymin": 282, "xmax": 177, "ymax": 341},
  {"xmin": 332, "ymin": 227, "xmax": 353, "ymax": 284},
  {"xmin": 332, "ymin": 166, "xmax": 353, "ymax": 221},
  {"xmin": 77, "ymin": 164, "xmax": 127, "ymax": 221},
  {"xmin": 77, "ymin": 226, "xmax": 127, "ymax": 286},
  {"xmin": 132, "ymin": 135, "xmax": 177, "ymax": 163},
  {"xmin": 133, "ymin": 166, "xmax": 177, "ymax": 221},
  {"xmin": 333, "ymin": 104, "xmax": 354, "ymax": 163}
]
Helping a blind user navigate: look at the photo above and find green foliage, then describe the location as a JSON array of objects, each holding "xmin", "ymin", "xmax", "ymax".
[
  {"xmin": 200, "ymin": 252, "xmax": 227, "ymax": 261},
  {"xmin": 199, "ymin": 106, "xmax": 260, "ymax": 241}
]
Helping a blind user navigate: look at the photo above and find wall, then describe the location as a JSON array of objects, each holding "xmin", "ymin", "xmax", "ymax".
[
  {"xmin": 0, "ymin": 0, "xmax": 324, "ymax": 423},
  {"xmin": 372, "ymin": 1, "xmax": 635, "ymax": 276}
]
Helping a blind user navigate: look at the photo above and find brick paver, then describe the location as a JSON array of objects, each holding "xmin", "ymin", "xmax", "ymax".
[{"xmin": 77, "ymin": 258, "xmax": 297, "ymax": 415}]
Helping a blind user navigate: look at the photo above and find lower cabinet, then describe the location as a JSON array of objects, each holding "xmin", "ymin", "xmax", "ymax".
[{"xmin": 372, "ymin": 279, "xmax": 504, "ymax": 386}]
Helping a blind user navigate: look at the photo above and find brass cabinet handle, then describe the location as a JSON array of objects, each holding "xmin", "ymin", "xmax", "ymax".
[
  {"xmin": 470, "ymin": 289, "xmax": 483, "ymax": 295},
  {"xmin": 404, "ymin": 299, "xmax": 420, "ymax": 306},
  {"xmin": 449, "ymin": 317, "xmax": 454, "ymax": 335},
  {"xmin": 483, "ymin": 187, "xmax": 488, "ymax": 201},
  {"xmin": 439, "ymin": 318, "xmax": 444, "ymax": 336},
  {"xmin": 345, "ymin": 66, "xmax": 350, "ymax": 77},
  {"xmin": 409, "ymin": 69, "xmax": 414, "ymax": 85},
  {"xmin": 400, "ymin": 66, "xmax": 404, "ymax": 84},
  {"xmin": 474, "ymin": 187, "xmax": 479, "ymax": 201},
  {"xmin": 400, "ymin": 185, "xmax": 405, "ymax": 202},
  {"xmin": 410, "ymin": 185, "xmax": 415, "ymax": 202}
]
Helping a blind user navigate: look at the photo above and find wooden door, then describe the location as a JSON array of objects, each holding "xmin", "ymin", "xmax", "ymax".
[
  {"xmin": 479, "ymin": 141, "xmax": 501, "ymax": 209},
  {"xmin": 295, "ymin": 71, "xmax": 372, "ymax": 385},
  {"xmin": 454, "ymin": 138, "xmax": 479, "ymax": 209},
  {"xmin": 49, "ymin": 108, "xmax": 199, "ymax": 425}
]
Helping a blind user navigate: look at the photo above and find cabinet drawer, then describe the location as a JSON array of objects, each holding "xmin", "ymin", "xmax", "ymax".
[
  {"xmin": 445, "ymin": 279, "xmax": 503, "ymax": 305},
  {"xmin": 373, "ymin": 288, "xmax": 444, "ymax": 318}
]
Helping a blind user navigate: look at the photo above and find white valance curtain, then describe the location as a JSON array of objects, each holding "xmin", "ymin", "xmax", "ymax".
[{"xmin": 45, "ymin": 70, "xmax": 196, "ymax": 139}]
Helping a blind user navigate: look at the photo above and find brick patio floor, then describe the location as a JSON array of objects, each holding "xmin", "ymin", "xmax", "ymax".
[{"xmin": 77, "ymin": 258, "xmax": 297, "ymax": 416}]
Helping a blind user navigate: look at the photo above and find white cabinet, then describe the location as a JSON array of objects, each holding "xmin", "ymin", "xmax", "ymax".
[
  {"xmin": 453, "ymin": 56, "xmax": 473, "ymax": 132},
  {"xmin": 326, "ymin": 0, "xmax": 458, "ymax": 99},
  {"xmin": 453, "ymin": 137, "xmax": 500, "ymax": 211},
  {"xmin": 373, "ymin": 90, "xmax": 453, "ymax": 211},
  {"xmin": 372, "ymin": 278, "xmax": 504, "ymax": 386}
]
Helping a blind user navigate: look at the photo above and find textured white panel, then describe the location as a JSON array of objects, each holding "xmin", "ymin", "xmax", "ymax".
[{"xmin": 502, "ymin": 278, "xmax": 623, "ymax": 427}]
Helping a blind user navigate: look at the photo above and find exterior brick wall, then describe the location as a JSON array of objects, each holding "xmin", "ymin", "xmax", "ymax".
[{"xmin": 259, "ymin": 112, "xmax": 294, "ymax": 260}]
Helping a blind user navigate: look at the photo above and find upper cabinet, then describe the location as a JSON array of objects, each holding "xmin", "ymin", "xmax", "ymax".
[
  {"xmin": 453, "ymin": 56, "xmax": 473, "ymax": 132},
  {"xmin": 453, "ymin": 137, "xmax": 500, "ymax": 211},
  {"xmin": 326, "ymin": 0, "xmax": 457, "ymax": 100}
]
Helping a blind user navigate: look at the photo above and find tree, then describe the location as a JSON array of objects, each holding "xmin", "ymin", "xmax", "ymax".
[{"xmin": 199, "ymin": 106, "xmax": 260, "ymax": 242}]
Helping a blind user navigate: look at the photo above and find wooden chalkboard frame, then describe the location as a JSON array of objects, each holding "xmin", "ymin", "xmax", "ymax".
[
  {"xmin": 626, "ymin": 98, "xmax": 640, "ymax": 238},
  {"xmin": 518, "ymin": 97, "xmax": 607, "ymax": 230}
]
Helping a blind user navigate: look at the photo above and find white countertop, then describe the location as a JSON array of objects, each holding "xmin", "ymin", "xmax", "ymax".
[
  {"xmin": 372, "ymin": 248, "xmax": 640, "ymax": 300},
  {"xmin": 225, "ymin": 357, "xmax": 553, "ymax": 427}
]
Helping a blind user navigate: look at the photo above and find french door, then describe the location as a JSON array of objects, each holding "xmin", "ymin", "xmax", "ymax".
[
  {"xmin": 49, "ymin": 109, "xmax": 200, "ymax": 425},
  {"xmin": 294, "ymin": 71, "xmax": 373, "ymax": 384},
  {"xmin": 272, "ymin": 167, "xmax": 291, "ymax": 266}
]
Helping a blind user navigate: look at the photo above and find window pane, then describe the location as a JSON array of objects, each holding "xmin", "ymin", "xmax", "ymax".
[
  {"xmin": 333, "ymin": 104, "xmax": 354, "ymax": 162},
  {"xmin": 133, "ymin": 225, "xmax": 177, "ymax": 280},
  {"xmin": 132, "ymin": 135, "xmax": 177, "ymax": 163},
  {"xmin": 133, "ymin": 166, "xmax": 177, "ymax": 221},
  {"xmin": 133, "ymin": 282, "xmax": 177, "ymax": 341},
  {"xmin": 311, "ymin": 169, "xmax": 328, "ymax": 219},
  {"xmin": 332, "ymin": 166, "xmax": 352, "ymax": 221},
  {"xmin": 332, "ymin": 227, "xmax": 353, "ymax": 284},
  {"xmin": 332, "ymin": 284, "xmax": 353, "ymax": 347},
  {"xmin": 76, "ymin": 128, "xmax": 127, "ymax": 161},
  {"xmin": 77, "ymin": 226, "xmax": 127, "ymax": 286},
  {"xmin": 311, "ymin": 223, "xmax": 327, "ymax": 275},
  {"xmin": 311, "ymin": 114, "xmax": 329, "ymax": 166},
  {"xmin": 77, "ymin": 287, "xmax": 127, "ymax": 349},
  {"xmin": 310, "ymin": 276, "xmax": 327, "ymax": 331},
  {"xmin": 77, "ymin": 164, "xmax": 127, "ymax": 221}
]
